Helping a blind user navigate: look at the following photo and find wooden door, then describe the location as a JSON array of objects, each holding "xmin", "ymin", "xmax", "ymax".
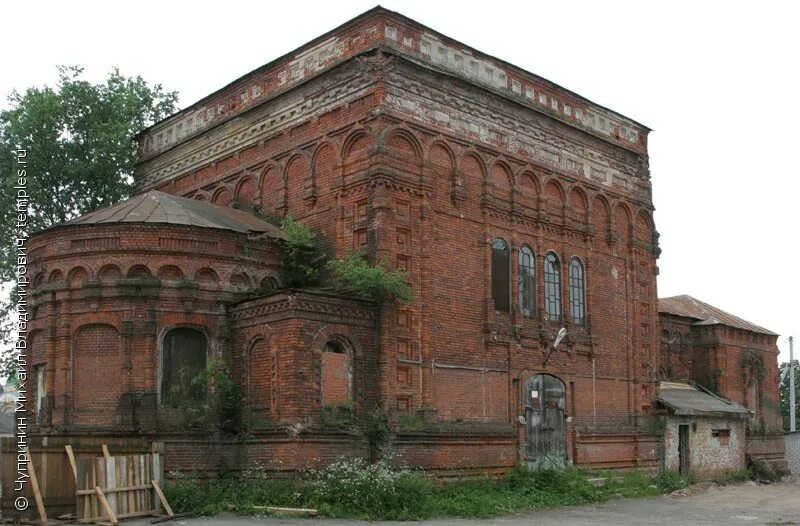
[
  {"xmin": 678, "ymin": 423, "xmax": 690, "ymax": 477},
  {"xmin": 524, "ymin": 374, "xmax": 566, "ymax": 468}
]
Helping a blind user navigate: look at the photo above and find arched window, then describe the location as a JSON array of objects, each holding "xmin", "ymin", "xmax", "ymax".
[
  {"xmin": 161, "ymin": 328, "xmax": 207, "ymax": 405},
  {"xmin": 569, "ymin": 258, "xmax": 585, "ymax": 325},
  {"xmin": 491, "ymin": 238, "xmax": 510, "ymax": 312},
  {"xmin": 322, "ymin": 340, "xmax": 351, "ymax": 404},
  {"xmin": 544, "ymin": 252, "xmax": 562, "ymax": 322},
  {"xmin": 747, "ymin": 379, "xmax": 759, "ymax": 418},
  {"xmin": 518, "ymin": 246, "xmax": 535, "ymax": 318}
]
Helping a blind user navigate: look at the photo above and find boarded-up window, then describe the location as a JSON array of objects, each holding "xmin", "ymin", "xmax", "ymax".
[
  {"xmin": 747, "ymin": 380, "xmax": 759, "ymax": 418},
  {"xmin": 321, "ymin": 341, "xmax": 350, "ymax": 405},
  {"xmin": 73, "ymin": 324, "xmax": 121, "ymax": 426},
  {"xmin": 248, "ymin": 338, "xmax": 271, "ymax": 413},
  {"xmin": 491, "ymin": 238, "xmax": 510, "ymax": 312},
  {"xmin": 161, "ymin": 328, "xmax": 207, "ymax": 405},
  {"xmin": 712, "ymin": 428, "xmax": 730, "ymax": 446}
]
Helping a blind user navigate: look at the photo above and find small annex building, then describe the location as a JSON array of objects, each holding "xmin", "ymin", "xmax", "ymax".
[
  {"xmin": 657, "ymin": 382, "xmax": 749, "ymax": 479},
  {"xmin": 657, "ymin": 295, "xmax": 787, "ymax": 477}
]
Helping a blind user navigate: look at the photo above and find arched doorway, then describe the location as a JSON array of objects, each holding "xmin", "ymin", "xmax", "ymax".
[{"xmin": 524, "ymin": 374, "xmax": 567, "ymax": 468}]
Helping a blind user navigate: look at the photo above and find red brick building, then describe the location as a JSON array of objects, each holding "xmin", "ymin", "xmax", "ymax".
[
  {"xmin": 16, "ymin": 7, "xmax": 785, "ymax": 482},
  {"xmin": 657, "ymin": 295, "xmax": 786, "ymax": 477}
]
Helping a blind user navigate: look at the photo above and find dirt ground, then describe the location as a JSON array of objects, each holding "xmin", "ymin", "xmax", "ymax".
[{"xmin": 128, "ymin": 477, "xmax": 800, "ymax": 526}]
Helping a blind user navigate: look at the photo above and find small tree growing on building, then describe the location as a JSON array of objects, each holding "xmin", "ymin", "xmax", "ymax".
[
  {"xmin": 326, "ymin": 255, "xmax": 411, "ymax": 304},
  {"xmin": 274, "ymin": 217, "xmax": 327, "ymax": 288}
]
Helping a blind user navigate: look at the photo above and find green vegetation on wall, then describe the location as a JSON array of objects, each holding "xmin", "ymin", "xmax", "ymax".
[
  {"xmin": 272, "ymin": 218, "xmax": 411, "ymax": 305},
  {"xmin": 326, "ymin": 255, "xmax": 411, "ymax": 304}
]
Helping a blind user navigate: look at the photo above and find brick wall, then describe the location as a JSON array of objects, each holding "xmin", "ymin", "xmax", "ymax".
[
  {"xmin": 71, "ymin": 324, "xmax": 121, "ymax": 426},
  {"xmin": 132, "ymin": 47, "xmax": 660, "ymax": 445},
  {"xmin": 746, "ymin": 435, "xmax": 789, "ymax": 475},
  {"xmin": 659, "ymin": 314, "xmax": 784, "ymax": 434},
  {"xmin": 155, "ymin": 54, "xmax": 653, "ymax": 472},
  {"xmin": 322, "ymin": 350, "xmax": 350, "ymax": 405},
  {"xmin": 229, "ymin": 291, "xmax": 377, "ymax": 426},
  {"xmin": 786, "ymin": 432, "xmax": 800, "ymax": 474},
  {"xmin": 26, "ymin": 7, "xmax": 669, "ymax": 476},
  {"xmin": 26, "ymin": 222, "xmax": 280, "ymax": 433},
  {"xmin": 664, "ymin": 417, "xmax": 746, "ymax": 480}
]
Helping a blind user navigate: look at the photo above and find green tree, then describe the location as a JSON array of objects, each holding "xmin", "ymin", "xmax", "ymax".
[
  {"xmin": 0, "ymin": 66, "xmax": 178, "ymax": 379},
  {"xmin": 779, "ymin": 360, "xmax": 799, "ymax": 431}
]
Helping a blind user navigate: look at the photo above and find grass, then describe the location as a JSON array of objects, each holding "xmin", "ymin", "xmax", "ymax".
[{"xmin": 164, "ymin": 461, "xmax": 697, "ymax": 521}]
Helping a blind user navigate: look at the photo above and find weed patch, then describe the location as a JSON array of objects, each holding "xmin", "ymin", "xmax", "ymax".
[
  {"xmin": 653, "ymin": 469, "xmax": 688, "ymax": 492},
  {"xmin": 713, "ymin": 468, "xmax": 752, "ymax": 485},
  {"xmin": 164, "ymin": 460, "xmax": 692, "ymax": 520}
]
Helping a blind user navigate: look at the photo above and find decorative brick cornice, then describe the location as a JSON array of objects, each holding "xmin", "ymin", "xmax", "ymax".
[
  {"xmin": 137, "ymin": 8, "xmax": 647, "ymax": 166},
  {"xmin": 230, "ymin": 290, "xmax": 376, "ymax": 327}
]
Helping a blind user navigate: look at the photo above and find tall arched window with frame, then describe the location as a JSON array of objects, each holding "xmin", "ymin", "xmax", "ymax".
[
  {"xmin": 518, "ymin": 246, "xmax": 535, "ymax": 318},
  {"xmin": 569, "ymin": 257, "xmax": 585, "ymax": 325},
  {"xmin": 491, "ymin": 238, "xmax": 510, "ymax": 312},
  {"xmin": 544, "ymin": 252, "xmax": 562, "ymax": 322}
]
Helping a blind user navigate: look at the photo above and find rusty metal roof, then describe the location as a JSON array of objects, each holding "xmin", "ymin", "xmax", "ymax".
[
  {"xmin": 658, "ymin": 295, "xmax": 776, "ymax": 336},
  {"xmin": 657, "ymin": 382, "xmax": 750, "ymax": 417},
  {"xmin": 60, "ymin": 191, "xmax": 286, "ymax": 238}
]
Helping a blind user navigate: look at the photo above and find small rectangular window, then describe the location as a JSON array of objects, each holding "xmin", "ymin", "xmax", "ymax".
[{"xmin": 712, "ymin": 429, "xmax": 730, "ymax": 446}]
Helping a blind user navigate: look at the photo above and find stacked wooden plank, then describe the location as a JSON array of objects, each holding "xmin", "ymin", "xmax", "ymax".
[{"xmin": 74, "ymin": 451, "xmax": 171, "ymax": 525}]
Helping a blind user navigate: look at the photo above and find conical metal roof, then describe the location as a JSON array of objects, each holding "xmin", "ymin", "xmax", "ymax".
[{"xmin": 58, "ymin": 191, "xmax": 286, "ymax": 238}]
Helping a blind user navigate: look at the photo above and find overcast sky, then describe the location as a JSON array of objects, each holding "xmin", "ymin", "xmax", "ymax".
[{"xmin": 3, "ymin": 0, "xmax": 798, "ymax": 363}]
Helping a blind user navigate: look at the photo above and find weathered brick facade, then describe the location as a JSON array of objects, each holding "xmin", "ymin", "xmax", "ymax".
[
  {"xmin": 134, "ymin": 6, "xmax": 660, "ymax": 472},
  {"xmin": 11, "ymin": 7, "xmax": 785, "ymax": 486}
]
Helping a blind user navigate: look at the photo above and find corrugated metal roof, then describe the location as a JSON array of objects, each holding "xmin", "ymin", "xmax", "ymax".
[
  {"xmin": 657, "ymin": 382, "xmax": 750, "ymax": 417},
  {"xmin": 59, "ymin": 191, "xmax": 286, "ymax": 238},
  {"xmin": 658, "ymin": 295, "xmax": 776, "ymax": 336}
]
